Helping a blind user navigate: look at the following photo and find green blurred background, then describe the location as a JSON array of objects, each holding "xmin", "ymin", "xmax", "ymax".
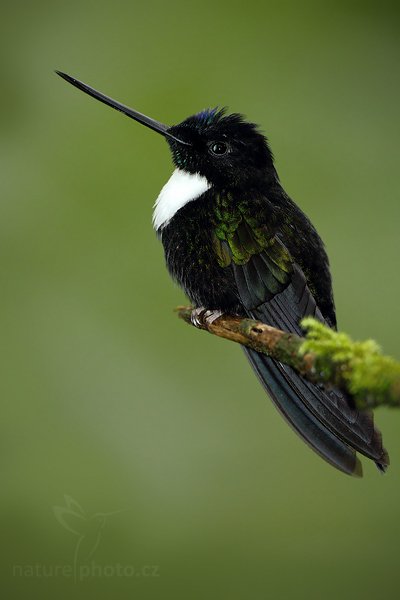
[{"xmin": 2, "ymin": 0, "xmax": 400, "ymax": 598}]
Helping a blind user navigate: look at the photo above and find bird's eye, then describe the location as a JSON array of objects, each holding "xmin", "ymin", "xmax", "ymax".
[{"xmin": 209, "ymin": 141, "xmax": 228, "ymax": 156}]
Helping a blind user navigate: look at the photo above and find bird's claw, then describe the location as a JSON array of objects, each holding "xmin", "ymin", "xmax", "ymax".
[
  {"xmin": 191, "ymin": 307, "xmax": 206, "ymax": 328},
  {"xmin": 203, "ymin": 309, "xmax": 224, "ymax": 325},
  {"xmin": 190, "ymin": 308, "xmax": 224, "ymax": 328}
]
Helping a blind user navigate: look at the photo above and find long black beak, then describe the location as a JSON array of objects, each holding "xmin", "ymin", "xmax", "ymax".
[{"xmin": 55, "ymin": 71, "xmax": 190, "ymax": 146}]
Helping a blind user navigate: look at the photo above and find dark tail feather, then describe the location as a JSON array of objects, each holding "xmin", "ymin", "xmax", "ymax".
[
  {"xmin": 233, "ymin": 256, "xmax": 388, "ymax": 474},
  {"xmin": 244, "ymin": 348, "xmax": 362, "ymax": 475},
  {"xmin": 246, "ymin": 282, "xmax": 389, "ymax": 475},
  {"xmin": 244, "ymin": 346, "xmax": 389, "ymax": 475}
]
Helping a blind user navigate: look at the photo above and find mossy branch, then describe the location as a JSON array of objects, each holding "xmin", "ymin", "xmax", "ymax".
[{"xmin": 176, "ymin": 307, "xmax": 400, "ymax": 410}]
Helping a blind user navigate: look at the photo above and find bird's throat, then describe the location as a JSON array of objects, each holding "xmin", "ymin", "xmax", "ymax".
[{"xmin": 152, "ymin": 169, "xmax": 211, "ymax": 231}]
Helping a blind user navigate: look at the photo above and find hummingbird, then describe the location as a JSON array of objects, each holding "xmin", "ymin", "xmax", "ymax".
[{"xmin": 56, "ymin": 71, "xmax": 388, "ymax": 476}]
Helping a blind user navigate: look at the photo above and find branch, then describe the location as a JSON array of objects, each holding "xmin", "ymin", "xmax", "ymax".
[{"xmin": 176, "ymin": 307, "xmax": 400, "ymax": 410}]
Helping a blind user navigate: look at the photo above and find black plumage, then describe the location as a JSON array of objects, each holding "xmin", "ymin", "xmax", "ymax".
[
  {"xmin": 161, "ymin": 188, "xmax": 388, "ymax": 475},
  {"xmin": 56, "ymin": 72, "xmax": 389, "ymax": 476}
]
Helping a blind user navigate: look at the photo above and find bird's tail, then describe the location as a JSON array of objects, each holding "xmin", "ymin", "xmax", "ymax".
[{"xmin": 244, "ymin": 347, "xmax": 389, "ymax": 476}]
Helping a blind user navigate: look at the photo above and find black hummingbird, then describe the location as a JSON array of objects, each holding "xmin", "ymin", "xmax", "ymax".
[{"xmin": 56, "ymin": 71, "xmax": 388, "ymax": 476}]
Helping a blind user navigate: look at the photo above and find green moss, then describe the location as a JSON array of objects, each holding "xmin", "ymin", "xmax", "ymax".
[{"xmin": 300, "ymin": 318, "xmax": 400, "ymax": 408}]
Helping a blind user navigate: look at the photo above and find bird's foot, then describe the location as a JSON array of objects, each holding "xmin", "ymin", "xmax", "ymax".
[
  {"xmin": 190, "ymin": 307, "xmax": 206, "ymax": 328},
  {"xmin": 204, "ymin": 309, "xmax": 224, "ymax": 325},
  {"xmin": 190, "ymin": 308, "xmax": 224, "ymax": 328}
]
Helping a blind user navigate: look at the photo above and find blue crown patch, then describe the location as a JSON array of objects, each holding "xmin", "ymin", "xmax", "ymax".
[{"xmin": 194, "ymin": 107, "xmax": 226, "ymax": 126}]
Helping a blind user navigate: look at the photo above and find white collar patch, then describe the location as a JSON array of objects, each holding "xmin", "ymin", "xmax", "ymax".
[{"xmin": 152, "ymin": 169, "xmax": 211, "ymax": 230}]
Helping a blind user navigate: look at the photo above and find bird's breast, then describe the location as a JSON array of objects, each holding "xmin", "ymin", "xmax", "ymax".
[{"xmin": 159, "ymin": 200, "xmax": 241, "ymax": 312}]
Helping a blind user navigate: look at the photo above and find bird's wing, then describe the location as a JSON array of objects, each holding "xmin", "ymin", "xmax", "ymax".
[{"xmin": 212, "ymin": 202, "xmax": 388, "ymax": 475}]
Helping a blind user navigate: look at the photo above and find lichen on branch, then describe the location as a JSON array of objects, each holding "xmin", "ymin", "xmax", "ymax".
[
  {"xmin": 300, "ymin": 318, "xmax": 400, "ymax": 409},
  {"xmin": 176, "ymin": 307, "xmax": 400, "ymax": 410}
]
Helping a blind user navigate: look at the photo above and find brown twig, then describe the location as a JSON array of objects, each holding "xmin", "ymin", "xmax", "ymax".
[{"xmin": 175, "ymin": 306, "xmax": 400, "ymax": 409}]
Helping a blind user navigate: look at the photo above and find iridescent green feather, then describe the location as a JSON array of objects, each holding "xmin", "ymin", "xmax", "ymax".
[{"xmin": 212, "ymin": 194, "xmax": 292, "ymax": 275}]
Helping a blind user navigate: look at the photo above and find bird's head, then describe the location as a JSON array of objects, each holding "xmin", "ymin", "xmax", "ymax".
[
  {"xmin": 167, "ymin": 108, "xmax": 274, "ymax": 188},
  {"xmin": 56, "ymin": 73, "xmax": 274, "ymax": 189}
]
